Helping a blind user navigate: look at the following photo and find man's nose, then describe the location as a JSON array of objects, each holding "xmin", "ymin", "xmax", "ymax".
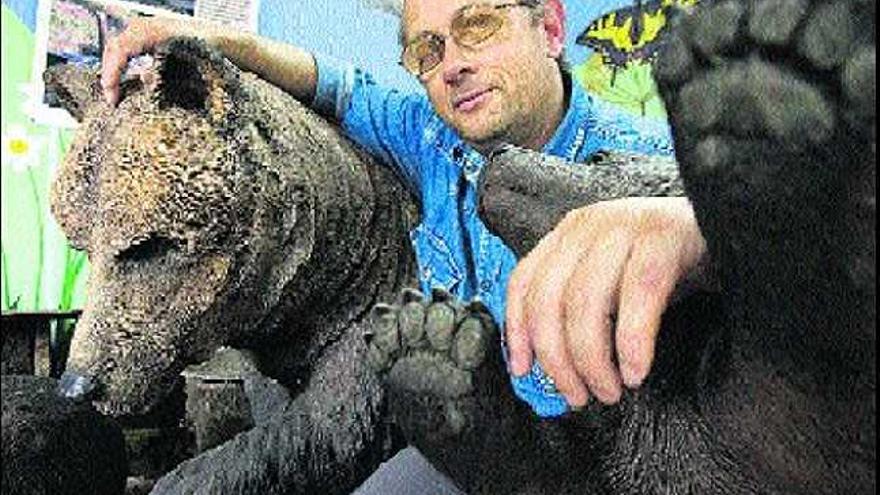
[
  {"xmin": 57, "ymin": 369, "xmax": 102, "ymax": 402},
  {"xmin": 441, "ymin": 40, "xmax": 476, "ymax": 85}
]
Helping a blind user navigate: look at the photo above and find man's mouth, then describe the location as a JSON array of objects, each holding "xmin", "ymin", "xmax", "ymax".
[{"xmin": 453, "ymin": 88, "xmax": 493, "ymax": 113}]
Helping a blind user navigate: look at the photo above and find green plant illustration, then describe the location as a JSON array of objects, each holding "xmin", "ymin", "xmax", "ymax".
[
  {"xmin": 2, "ymin": 5, "xmax": 89, "ymax": 314},
  {"xmin": 574, "ymin": 53, "xmax": 668, "ymax": 118}
]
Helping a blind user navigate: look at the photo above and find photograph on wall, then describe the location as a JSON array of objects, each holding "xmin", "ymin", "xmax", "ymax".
[{"xmin": 29, "ymin": 0, "xmax": 259, "ymax": 127}]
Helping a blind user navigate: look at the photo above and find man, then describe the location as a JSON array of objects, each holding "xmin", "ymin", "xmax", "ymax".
[{"xmin": 101, "ymin": 0, "xmax": 706, "ymax": 457}]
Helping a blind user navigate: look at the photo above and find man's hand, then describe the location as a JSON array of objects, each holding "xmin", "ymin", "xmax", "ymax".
[
  {"xmin": 505, "ymin": 196, "xmax": 707, "ymax": 407},
  {"xmin": 101, "ymin": 17, "xmax": 218, "ymax": 106},
  {"xmin": 101, "ymin": 17, "xmax": 317, "ymax": 107}
]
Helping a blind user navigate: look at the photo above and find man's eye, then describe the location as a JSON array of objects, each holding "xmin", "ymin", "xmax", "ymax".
[
  {"xmin": 419, "ymin": 50, "xmax": 443, "ymax": 72},
  {"xmin": 412, "ymin": 39, "xmax": 436, "ymax": 59},
  {"xmin": 455, "ymin": 13, "xmax": 502, "ymax": 45}
]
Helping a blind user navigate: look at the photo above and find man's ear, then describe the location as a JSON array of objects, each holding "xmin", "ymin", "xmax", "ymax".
[
  {"xmin": 43, "ymin": 63, "xmax": 103, "ymax": 122},
  {"xmin": 542, "ymin": 0, "xmax": 566, "ymax": 59}
]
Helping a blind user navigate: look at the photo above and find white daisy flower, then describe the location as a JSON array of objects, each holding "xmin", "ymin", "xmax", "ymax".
[{"xmin": 1, "ymin": 124, "xmax": 43, "ymax": 173}]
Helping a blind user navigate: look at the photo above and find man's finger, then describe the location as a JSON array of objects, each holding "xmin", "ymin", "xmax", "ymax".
[
  {"xmin": 563, "ymin": 229, "xmax": 630, "ymax": 404},
  {"xmin": 101, "ymin": 38, "xmax": 128, "ymax": 105},
  {"xmin": 525, "ymin": 240, "xmax": 590, "ymax": 407},
  {"xmin": 532, "ymin": 328, "xmax": 589, "ymax": 408},
  {"xmin": 100, "ymin": 20, "xmax": 154, "ymax": 105},
  {"xmin": 102, "ymin": 33, "xmax": 149, "ymax": 105},
  {"xmin": 505, "ymin": 259, "xmax": 536, "ymax": 377},
  {"xmin": 615, "ymin": 235, "xmax": 681, "ymax": 388},
  {"xmin": 505, "ymin": 227, "xmax": 565, "ymax": 377}
]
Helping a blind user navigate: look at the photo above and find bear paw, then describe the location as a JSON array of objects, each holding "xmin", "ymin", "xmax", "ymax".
[{"xmin": 367, "ymin": 288, "xmax": 499, "ymax": 439}]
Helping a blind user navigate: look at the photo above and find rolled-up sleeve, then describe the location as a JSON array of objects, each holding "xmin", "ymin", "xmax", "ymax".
[{"xmin": 311, "ymin": 53, "xmax": 429, "ymax": 195}]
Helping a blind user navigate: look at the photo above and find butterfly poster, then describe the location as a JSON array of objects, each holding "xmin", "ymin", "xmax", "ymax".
[{"xmin": 570, "ymin": 0, "xmax": 700, "ymax": 118}]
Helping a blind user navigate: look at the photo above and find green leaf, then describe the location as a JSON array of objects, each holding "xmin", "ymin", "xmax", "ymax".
[{"xmin": 574, "ymin": 57, "xmax": 669, "ymax": 118}]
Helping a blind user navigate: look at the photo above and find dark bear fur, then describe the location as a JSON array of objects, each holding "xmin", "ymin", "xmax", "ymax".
[{"xmin": 371, "ymin": 0, "xmax": 876, "ymax": 493}]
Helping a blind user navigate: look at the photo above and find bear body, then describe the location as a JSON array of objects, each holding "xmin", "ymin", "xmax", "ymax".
[{"xmin": 49, "ymin": 38, "xmax": 418, "ymax": 493}]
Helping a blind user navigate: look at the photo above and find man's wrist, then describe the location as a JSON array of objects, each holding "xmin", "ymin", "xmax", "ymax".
[{"xmin": 209, "ymin": 30, "xmax": 256, "ymax": 65}]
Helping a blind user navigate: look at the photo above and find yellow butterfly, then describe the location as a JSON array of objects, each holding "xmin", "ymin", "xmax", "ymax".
[{"xmin": 576, "ymin": 0, "xmax": 700, "ymax": 70}]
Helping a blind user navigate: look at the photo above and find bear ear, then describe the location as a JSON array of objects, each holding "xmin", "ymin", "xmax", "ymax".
[
  {"xmin": 150, "ymin": 37, "xmax": 237, "ymax": 122},
  {"xmin": 42, "ymin": 63, "xmax": 104, "ymax": 122}
]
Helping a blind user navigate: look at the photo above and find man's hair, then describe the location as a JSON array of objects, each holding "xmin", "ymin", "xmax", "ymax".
[
  {"xmin": 398, "ymin": 0, "xmax": 551, "ymax": 48},
  {"xmin": 521, "ymin": 0, "xmax": 545, "ymax": 23}
]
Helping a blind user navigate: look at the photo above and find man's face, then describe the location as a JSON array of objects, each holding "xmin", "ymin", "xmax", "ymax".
[{"xmin": 402, "ymin": 0, "xmax": 565, "ymax": 151}]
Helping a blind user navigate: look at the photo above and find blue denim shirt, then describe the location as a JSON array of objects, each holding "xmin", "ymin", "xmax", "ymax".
[{"xmin": 311, "ymin": 54, "xmax": 674, "ymax": 418}]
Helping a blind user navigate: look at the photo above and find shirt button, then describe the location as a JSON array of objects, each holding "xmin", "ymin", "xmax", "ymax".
[{"xmin": 480, "ymin": 280, "xmax": 493, "ymax": 292}]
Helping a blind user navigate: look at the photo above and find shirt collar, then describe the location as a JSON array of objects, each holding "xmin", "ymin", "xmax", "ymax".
[{"xmin": 541, "ymin": 72, "xmax": 589, "ymax": 162}]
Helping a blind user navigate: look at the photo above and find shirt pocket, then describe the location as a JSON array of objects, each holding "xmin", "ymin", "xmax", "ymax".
[{"xmin": 409, "ymin": 223, "xmax": 463, "ymax": 294}]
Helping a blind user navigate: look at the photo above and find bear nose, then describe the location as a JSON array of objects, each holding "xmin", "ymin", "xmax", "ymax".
[{"xmin": 57, "ymin": 370, "xmax": 101, "ymax": 402}]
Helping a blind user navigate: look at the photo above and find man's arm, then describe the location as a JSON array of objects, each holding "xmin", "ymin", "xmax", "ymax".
[
  {"xmin": 101, "ymin": 16, "xmax": 432, "ymax": 194},
  {"xmin": 101, "ymin": 17, "xmax": 317, "ymax": 105}
]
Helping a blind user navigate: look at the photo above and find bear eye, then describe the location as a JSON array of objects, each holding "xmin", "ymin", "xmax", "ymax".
[{"xmin": 115, "ymin": 235, "xmax": 183, "ymax": 262}]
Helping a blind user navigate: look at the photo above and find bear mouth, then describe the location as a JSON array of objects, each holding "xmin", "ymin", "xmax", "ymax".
[{"xmin": 95, "ymin": 377, "xmax": 188, "ymax": 429}]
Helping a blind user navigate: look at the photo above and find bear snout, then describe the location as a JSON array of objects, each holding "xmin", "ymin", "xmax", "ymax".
[{"xmin": 57, "ymin": 369, "xmax": 102, "ymax": 402}]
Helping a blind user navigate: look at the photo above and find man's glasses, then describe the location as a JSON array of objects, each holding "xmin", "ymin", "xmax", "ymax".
[{"xmin": 400, "ymin": 2, "xmax": 538, "ymax": 80}]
